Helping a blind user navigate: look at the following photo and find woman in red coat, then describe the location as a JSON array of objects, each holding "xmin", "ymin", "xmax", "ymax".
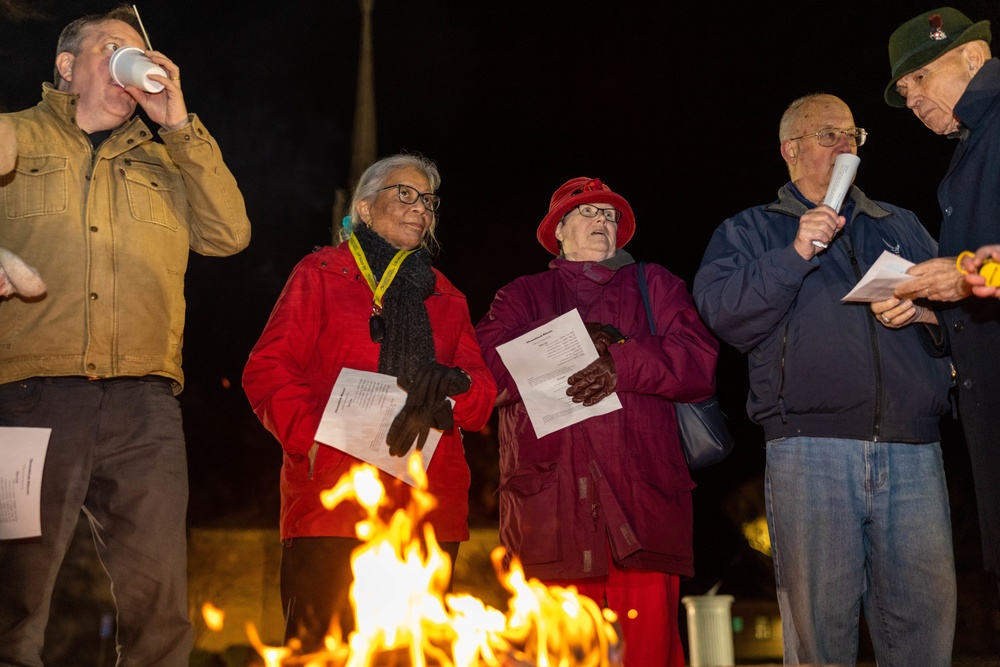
[
  {"xmin": 243, "ymin": 154, "xmax": 496, "ymax": 652},
  {"xmin": 475, "ymin": 177, "xmax": 719, "ymax": 667}
]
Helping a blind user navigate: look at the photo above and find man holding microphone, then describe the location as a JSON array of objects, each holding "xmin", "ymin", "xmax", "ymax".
[{"xmin": 694, "ymin": 93, "xmax": 956, "ymax": 666}]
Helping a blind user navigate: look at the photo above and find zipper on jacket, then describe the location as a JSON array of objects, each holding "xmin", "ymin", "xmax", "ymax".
[
  {"xmin": 847, "ymin": 241, "xmax": 884, "ymax": 441},
  {"xmin": 949, "ymin": 361, "xmax": 959, "ymax": 420},
  {"xmin": 777, "ymin": 322, "xmax": 789, "ymax": 423}
]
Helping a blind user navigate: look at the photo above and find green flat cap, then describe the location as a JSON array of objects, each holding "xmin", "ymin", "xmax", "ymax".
[{"xmin": 884, "ymin": 7, "xmax": 991, "ymax": 107}]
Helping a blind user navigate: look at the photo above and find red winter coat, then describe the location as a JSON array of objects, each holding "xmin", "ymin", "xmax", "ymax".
[
  {"xmin": 475, "ymin": 256, "xmax": 718, "ymax": 579},
  {"xmin": 243, "ymin": 243, "xmax": 496, "ymax": 542}
]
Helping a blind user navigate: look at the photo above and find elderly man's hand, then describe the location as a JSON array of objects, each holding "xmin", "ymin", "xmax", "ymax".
[
  {"xmin": 794, "ymin": 206, "xmax": 845, "ymax": 260},
  {"xmin": 0, "ymin": 117, "xmax": 16, "ymax": 176},
  {"xmin": 871, "ymin": 296, "xmax": 937, "ymax": 328},
  {"xmin": 894, "ymin": 257, "xmax": 971, "ymax": 303}
]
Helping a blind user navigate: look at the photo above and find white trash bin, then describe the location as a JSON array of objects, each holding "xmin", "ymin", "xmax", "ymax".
[{"xmin": 681, "ymin": 594, "xmax": 735, "ymax": 667}]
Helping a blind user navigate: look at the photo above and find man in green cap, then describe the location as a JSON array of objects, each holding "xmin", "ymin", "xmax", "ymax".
[{"xmin": 885, "ymin": 6, "xmax": 1000, "ymax": 602}]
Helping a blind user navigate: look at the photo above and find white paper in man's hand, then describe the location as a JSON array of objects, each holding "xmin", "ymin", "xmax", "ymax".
[
  {"xmin": 495, "ymin": 308, "xmax": 622, "ymax": 438},
  {"xmin": 314, "ymin": 368, "xmax": 443, "ymax": 487},
  {"xmin": 0, "ymin": 427, "xmax": 51, "ymax": 540},
  {"xmin": 842, "ymin": 250, "xmax": 916, "ymax": 302}
]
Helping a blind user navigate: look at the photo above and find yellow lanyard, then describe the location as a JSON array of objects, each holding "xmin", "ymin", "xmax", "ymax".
[{"xmin": 348, "ymin": 232, "xmax": 416, "ymax": 310}]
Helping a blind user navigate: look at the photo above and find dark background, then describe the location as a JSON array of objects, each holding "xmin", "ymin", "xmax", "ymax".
[{"xmin": 2, "ymin": 0, "xmax": 998, "ymax": 658}]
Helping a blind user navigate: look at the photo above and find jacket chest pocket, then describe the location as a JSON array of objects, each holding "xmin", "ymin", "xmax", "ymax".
[
  {"xmin": 2, "ymin": 154, "xmax": 68, "ymax": 219},
  {"xmin": 119, "ymin": 164, "xmax": 182, "ymax": 230}
]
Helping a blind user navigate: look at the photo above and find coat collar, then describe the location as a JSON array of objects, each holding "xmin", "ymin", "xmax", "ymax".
[
  {"xmin": 955, "ymin": 57, "xmax": 1000, "ymax": 135},
  {"xmin": 39, "ymin": 82, "xmax": 147, "ymax": 139},
  {"xmin": 767, "ymin": 182, "xmax": 892, "ymax": 221},
  {"xmin": 548, "ymin": 249, "xmax": 636, "ymax": 286}
]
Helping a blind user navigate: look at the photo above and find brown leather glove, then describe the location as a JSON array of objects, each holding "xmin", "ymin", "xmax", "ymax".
[{"xmin": 566, "ymin": 351, "xmax": 617, "ymax": 406}]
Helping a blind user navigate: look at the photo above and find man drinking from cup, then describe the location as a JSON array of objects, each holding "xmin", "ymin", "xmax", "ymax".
[{"xmin": 0, "ymin": 5, "xmax": 251, "ymax": 666}]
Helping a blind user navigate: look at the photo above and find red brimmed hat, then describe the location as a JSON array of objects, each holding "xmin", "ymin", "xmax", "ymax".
[{"xmin": 536, "ymin": 177, "xmax": 635, "ymax": 256}]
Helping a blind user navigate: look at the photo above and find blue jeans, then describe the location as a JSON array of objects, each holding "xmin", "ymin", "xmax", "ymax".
[
  {"xmin": 765, "ymin": 437, "xmax": 956, "ymax": 667},
  {"xmin": 0, "ymin": 377, "xmax": 192, "ymax": 667}
]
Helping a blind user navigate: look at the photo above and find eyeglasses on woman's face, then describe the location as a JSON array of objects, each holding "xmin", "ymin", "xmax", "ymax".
[
  {"xmin": 377, "ymin": 184, "xmax": 441, "ymax": 212},
  {"xmin": 573, "ymin": 204, "xmax": 621, "ymax": 223}
]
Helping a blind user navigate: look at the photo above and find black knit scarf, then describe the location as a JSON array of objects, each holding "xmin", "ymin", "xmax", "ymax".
[{"xmin": 353, "ymin": 223, "xmax": 437, "ymax": 382}]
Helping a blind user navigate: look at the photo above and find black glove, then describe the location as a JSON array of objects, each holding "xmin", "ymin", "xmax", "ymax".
[
  {"xmin": 584, "ymin": 322, "xmax": 626, "ymax": 356},
  {"xmin": 385, "ymin": 402, "xmax": 436, "ymax": 457},
  {"xmin": 566, "ymin": 351, "xmax": 617, "ymax": 406},
  {"xmin": 385, "ymin": 363, "xmax": 470, "ymax": 457},
  {"xmin": 397, "ymin": 362, "xmax": 471, "ymax": 406},
  {"xmin": 584, "ymin": 322, "xmax": 614, "ymax": 356}
]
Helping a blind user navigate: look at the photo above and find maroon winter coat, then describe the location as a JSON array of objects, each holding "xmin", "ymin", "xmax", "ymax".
[{"xmin": 475, "ymin": 256, "xmax": 718, "ymax": 579}]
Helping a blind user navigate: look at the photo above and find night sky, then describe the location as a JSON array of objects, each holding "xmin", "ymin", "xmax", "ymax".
[{"xmin": 1, "ymin": 0, "xmax": 997, "ymax": 604}]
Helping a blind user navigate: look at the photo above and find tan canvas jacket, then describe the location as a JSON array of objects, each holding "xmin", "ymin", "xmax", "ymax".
[{"xmin": 0, "ymin": 84, "xmax": 251, "ymax": 392}]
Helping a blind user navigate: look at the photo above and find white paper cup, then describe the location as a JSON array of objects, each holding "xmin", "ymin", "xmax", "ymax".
[{"xmin": 109, "ymin": 46, "xmax": 166, "ymax": 93}]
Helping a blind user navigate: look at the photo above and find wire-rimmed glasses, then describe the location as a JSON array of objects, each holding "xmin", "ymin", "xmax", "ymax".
[{"xmin": 787, "ymin": 127, "xmax": 868, "ymax": 147}]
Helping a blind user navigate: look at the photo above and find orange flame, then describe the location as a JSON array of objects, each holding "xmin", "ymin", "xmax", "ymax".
[
  {"xmin": 244, "ymin": 455, "xmax": 623, "ymax": 666},
  {"xmin": 201, "ymin": 602, "xmax": 225, "ymax": 632}
]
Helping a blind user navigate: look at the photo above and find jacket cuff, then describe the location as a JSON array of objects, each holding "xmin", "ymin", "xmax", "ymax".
[{"xmin": 158, "ymin": 114, "xmax": 208, "ymax": 148}]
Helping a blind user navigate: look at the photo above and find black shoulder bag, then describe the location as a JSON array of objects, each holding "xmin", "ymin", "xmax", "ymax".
[{"xmin": 637, "ymin": 261, "xmax": 735, "ymax": 469}]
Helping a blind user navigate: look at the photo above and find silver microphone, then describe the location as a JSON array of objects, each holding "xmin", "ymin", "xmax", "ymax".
[{"xmin": 813, "ymin": 153, "xmax": 861, "ymax": 249}]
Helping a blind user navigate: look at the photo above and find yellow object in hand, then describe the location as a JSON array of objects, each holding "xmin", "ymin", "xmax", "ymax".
[
  {"xmin": 982, "ymin": 261, "xmax": 1000, "ymax": 287},
  {"xmin": 957, "ymin": 250, "xmax": 1000, "ymax": 287}
]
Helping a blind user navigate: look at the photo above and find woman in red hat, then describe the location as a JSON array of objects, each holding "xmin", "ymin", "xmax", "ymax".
[{"xmin": 476, "ymin": 177, "xmax": 720, "ymax": 666}]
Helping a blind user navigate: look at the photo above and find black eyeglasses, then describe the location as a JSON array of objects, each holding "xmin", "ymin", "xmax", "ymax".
[
  {"xmin": 787, "ymin": 127, "xmax": 868, "ymax": 147},
  {"xmin": 574, "ymin": 204, "xmax": 621, "ymax": 223},
  {"xmin": 377, "ymin": 184, "xmax": 441, "ymax": 212}
]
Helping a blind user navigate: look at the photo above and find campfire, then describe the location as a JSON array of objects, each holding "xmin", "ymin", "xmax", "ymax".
[{"xmin": 203, "ymin": 457, "xmax": 623, "ymax": 667}]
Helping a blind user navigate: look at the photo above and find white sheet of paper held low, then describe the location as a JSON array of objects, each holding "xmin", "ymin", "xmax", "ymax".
[
  {"xmin": 0, "ymin": 427, "xmax": 51, "ymax": 540},
  {"xmin": 314, "ymin": 368, "xmax": 442, "ymax": 487}
]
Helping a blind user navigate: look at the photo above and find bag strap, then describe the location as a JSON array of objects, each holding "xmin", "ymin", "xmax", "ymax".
[{"xmin": 637, "ymin": 260, "xmax": 656, "ymax": 335}]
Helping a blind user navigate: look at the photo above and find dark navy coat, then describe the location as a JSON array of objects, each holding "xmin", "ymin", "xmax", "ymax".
[
  {"xmin": 693, "ymin": 184, "xmax": 952, "ymax": 445},
  {"xmin": 935, "ymin": 57, "xmax": 1000, "ymax": 574}
]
